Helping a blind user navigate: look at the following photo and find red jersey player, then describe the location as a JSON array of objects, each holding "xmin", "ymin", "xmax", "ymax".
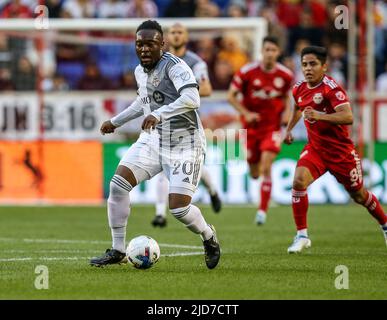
[
  {"xmin": 284, "ymin": 46, "xmax": 387, "ymax": 253},
  {"xmin": 228, "ymin": 36, "xmax": 293, "ymax": 225}
]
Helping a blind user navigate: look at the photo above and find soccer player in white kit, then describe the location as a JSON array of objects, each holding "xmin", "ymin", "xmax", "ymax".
[
  {"xmin": 152, "ymin": 23, "xmax": 222, "ymax": 228},
  {"xmin": 90, "ymin": 20, "xmax": 220, "ymax": 269}
]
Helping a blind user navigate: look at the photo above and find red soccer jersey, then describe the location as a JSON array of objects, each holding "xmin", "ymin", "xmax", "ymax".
[
  {"xmin": 231, "ymin": 61, "xmax": 293, "ymax": 135},
  {"xmin": 292, "ymin": 75, "xmax": 354, "ymax": 161}
]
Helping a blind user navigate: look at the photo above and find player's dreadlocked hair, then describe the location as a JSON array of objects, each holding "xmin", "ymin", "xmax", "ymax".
[
  {"xmin": 136, "ymin": 20, "xmax": 163, "ymax": 38},
  {"xmin": 301, "ymin": 46, "xmax": 328, "ymax": 64}
]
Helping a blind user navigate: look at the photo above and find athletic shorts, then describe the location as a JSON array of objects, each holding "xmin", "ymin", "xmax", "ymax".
[
  {"xmin": 296, "ymin": 144, "xmax": 364, "ymax": 192},
  {"xmin": 245, "ymin": 130, "xmax": 282, "ymax": 164},
  {"xmin": 119, "ymin": 131, "xmax": 205, "ymax": 197}
]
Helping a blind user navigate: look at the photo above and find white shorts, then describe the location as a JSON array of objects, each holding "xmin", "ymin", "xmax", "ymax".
[{"xmin": 119, "ymin": 131, "xmax": 205, "ymax": 197}]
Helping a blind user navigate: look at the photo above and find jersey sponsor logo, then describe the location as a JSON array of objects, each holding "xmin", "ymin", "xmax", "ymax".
[
  {"xmin": 252, "ymin": 89, "xmax": 281, "ymax": 99},
  {"xmin": 153, "ymin": 91, "xmax": 165, "ymax": 104},
  {"xmin": 313, "ymin": 92, "xmax": 323, "ymax": 104},
  {"xmin": 274, "ymin": 77, "xmax": 285, "ymax": 89},
  {"xmin": 335, "ymin": 91, "xmax": 346, "ymax": 101},
  {"xmin": 298, "ymin": 97, "xmax": 302, "ymax": 103}
]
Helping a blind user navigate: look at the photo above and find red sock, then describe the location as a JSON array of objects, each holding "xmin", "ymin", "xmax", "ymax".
[
  {"xmin": 363, "ymin": 191, "xmax": 387, "ymax": 225},
  {"xmin": 292, "ymin": 188, "xmax": 309, "ymax": 230},
  {"xmin": 259, "ymin": 178, "xmax": 272, "ymax": 213}
]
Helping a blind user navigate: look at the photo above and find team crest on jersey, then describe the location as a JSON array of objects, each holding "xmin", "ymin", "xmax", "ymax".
[
  {"xmin": 313, "ymin": 93, "xmax": 323, "ymax": 104},
  {"xmin": 274, "ymin": 77, "xmax": 284, "ymax": 88},
  {"xmin": 153, "ymin": 90, "xmax": 165, "ymax": 104},
  {"xmin": 151, "ymin": 75, "xmax": 161, "ymax": 87},
  {"xmin": 179, "ymin": 71, "xmax": 190, "ymax": 82},
  {"xmin": 335, "ymin": 91, "xmax": 345, "ymax": 101}
]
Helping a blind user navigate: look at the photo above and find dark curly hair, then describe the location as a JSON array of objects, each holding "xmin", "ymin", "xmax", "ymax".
[{"xmin": 136, "ymin": 20, "xmax": 163, "ymax": 38}]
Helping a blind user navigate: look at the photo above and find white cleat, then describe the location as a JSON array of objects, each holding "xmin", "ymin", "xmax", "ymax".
[
  {"xmin": 255, "ymin": 210, "xmax": 267, "ymax": 225},
  {"xmin": 287, "ymin": 235, "xmax": 312, "ymax": 254}
]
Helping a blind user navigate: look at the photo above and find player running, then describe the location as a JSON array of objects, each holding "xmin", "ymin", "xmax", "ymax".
[
  {"xmin": 90, "ymin": 20, "xmax": 220, "ymax": 269},
  {"xmin": 228, "ymin": 36, "xmax": 293, "ymax": 225},
  {"xmin": 151, "ymin": 23, "xmax": 222, "ymax": 228},
  {"xmin": 285, "ymin": 46, "xmax": 387, "ymax": 253}
]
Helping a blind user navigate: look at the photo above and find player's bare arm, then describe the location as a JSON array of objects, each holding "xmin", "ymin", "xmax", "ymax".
[
  {"xmin": 284, "ymin": 104, "xmax": 302, "ymax": 145},
  {"xmin": 198, "ymin": 78, "xmax": 212, "ymax": 97},
  {"xmin": 100, "ymin": 120, "xmax": 117, "ymax": 135},
  {"xmin": 227, "ymin": 85, "xmax": 260, "ymax": 123},
  {"xmin": 303, "ymin": 103, "xmax": 353, "ymax": 125},
  {"xmin": 281, "ymin": 95, "xmax": 292, "ymax": 127}
]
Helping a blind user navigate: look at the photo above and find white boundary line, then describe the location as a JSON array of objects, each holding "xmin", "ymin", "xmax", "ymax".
[
  {"xmin": 0, "ymin": 252, "xmax": 204, "ymax": 262},
  {"xmin": 0, "ymin": 237, "xmax": 202, "ymax": 249}
]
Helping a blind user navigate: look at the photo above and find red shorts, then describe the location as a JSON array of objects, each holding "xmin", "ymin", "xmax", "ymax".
[
  {"xmin": 245, "ymin": 130, "xmax": 281, "ymax": 164},
  {"xmin": 297, "ymin": 144, "xmax": 364, "ymax": 192}
]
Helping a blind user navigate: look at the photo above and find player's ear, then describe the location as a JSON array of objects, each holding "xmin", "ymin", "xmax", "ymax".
[{"xmin": 322, "ymin": 63, "xmax": 328, "ymax": 72}]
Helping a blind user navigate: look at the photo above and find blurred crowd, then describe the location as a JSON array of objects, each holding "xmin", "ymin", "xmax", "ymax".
[{"xmin": 0, "ymin": 0, "xmax": 386, "ymax": 92}]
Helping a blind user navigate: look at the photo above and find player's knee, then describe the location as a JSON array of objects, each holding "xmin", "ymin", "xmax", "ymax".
[
  {"xmin": 350, "ymin": 190, "xmax": 367, "ymax": 204},
  {"xmin": 250, "ymin": 168, "xmax": 260, "ymax": 179},
  {"xmin": 169, "ymin": 194, "xmax": 191, "ymax": 210},
  {"xmin": 108, "ymin": 175, "xmax": 132, "ymax": 199},
  {"xmin": 259, "ymin": 165, "xmax": 271, "ymax": 178},
  {"xmin": 293, "ymin": 176, "xmax": 308, "ymax": 190}
]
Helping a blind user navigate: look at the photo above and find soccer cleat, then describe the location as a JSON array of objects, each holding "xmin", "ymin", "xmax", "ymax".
[
  {"xmin": 210, "ymin": 192, "xmax": 222, "ymax": 213},
  {"xmin": 202, "ymin": 225, "xmax": 221, "ymax": 269},
  {"xmin": 255, "ymin": 210, "xmax": 267, "ymax": 225},
  {"xmin": 90, "ymin": 248, "xmax": 127, "ymax": 267},
  {"xmin": 382, "ymin": 226, "xmax": 387, "ymax": 247},
  {"xmin": 151, "ymin": 215, "xmax": 167, "ymax": 228},
  {"xmin": 287, "ymin": 235, "xmax": 312, "ymax": 254}
]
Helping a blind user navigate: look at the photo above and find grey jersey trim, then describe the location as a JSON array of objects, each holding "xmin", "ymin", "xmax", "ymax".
[{"xmin": 178, "ymin": 83, "xmax": 199, "ymax": 94}]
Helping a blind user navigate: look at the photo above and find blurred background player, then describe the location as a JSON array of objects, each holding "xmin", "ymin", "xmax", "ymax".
[
  {"xmin": 284, "ymin": 46, "xmax": 387, "ymax": 253},
  {"xmin": 227, "ymin": 36, "xmax": 293, "ymax": 225},
  {"xmin": 152, "ymin": 22, "xmax": 222, "ymax": 228}
]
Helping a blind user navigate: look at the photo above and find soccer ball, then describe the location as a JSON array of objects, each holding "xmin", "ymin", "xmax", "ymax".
[{"xmin": 126, "ymin": 235, "xmax": 160, "ymax": 269}]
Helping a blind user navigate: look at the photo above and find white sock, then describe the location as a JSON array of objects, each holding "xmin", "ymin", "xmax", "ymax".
[
  {"xmin": 200, "ymin": 166, "xmax": 217, "ymax": 196},
  {"xmin": 297, "ymin": 229, "xmax": 308, "ymax": 238},
  {"xmin": 155, "ymin": 174, "xmax": 169, "ymax": 218},
  {"xmin": 170, "ymin": 204, "xmax": 214, "ymax": 241},
  {"xmin": 111, "ymin": 227, "xmax": 126, "ymax": 253},
  {"xmin": 108, "ymin": 175, "xmax": 132, "ymax": 253}
]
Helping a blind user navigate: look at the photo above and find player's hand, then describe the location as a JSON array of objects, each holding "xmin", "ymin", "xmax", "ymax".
[
  {"xmin": 142, "ymin": 114, "xmax": 160, "ymax": 131},
  {"xmin": 303, "ymin": 107, "xmax": 320, "ymax": 122},
  {"xmin": 283, "ymin": 131, "xmax": 294, "ymax": 145},
  {"xmin": 243, "ymin": 111, "xmax": 260, "ymax": 123},
  {"xmin": 100, "ymin": 120, "xmax": 117, "ymax": 135}
]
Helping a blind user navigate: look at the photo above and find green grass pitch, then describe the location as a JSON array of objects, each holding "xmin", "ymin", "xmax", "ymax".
[{"xmin": 0, "ymin": 204, "xmax": 386, "ymax": 299}]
